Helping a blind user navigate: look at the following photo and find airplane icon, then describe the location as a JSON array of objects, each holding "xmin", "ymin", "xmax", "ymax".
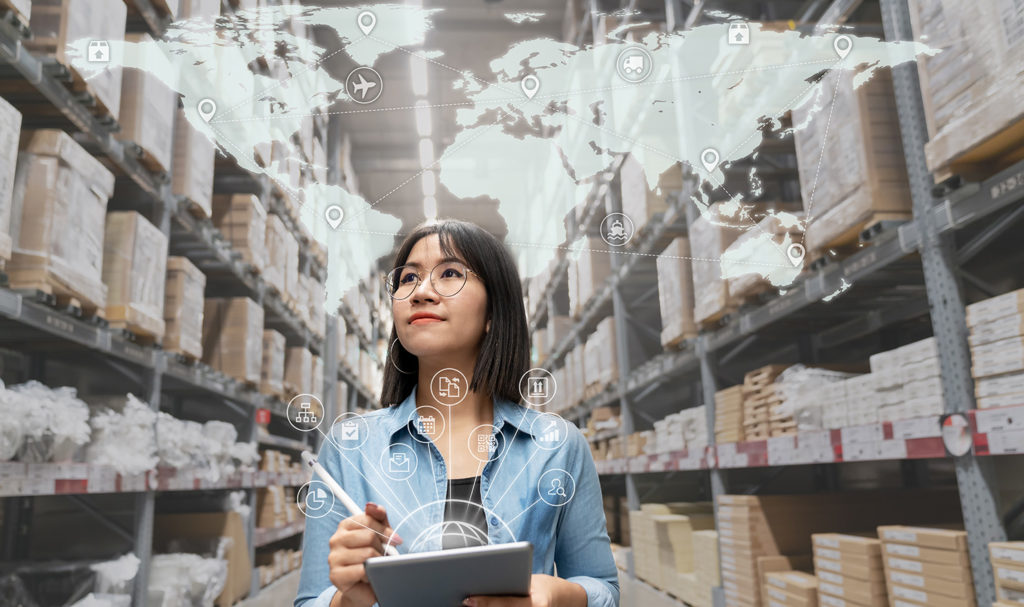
[{"xmin": 351, "ymin": 73, "xmax": 378, "ymax": 100}]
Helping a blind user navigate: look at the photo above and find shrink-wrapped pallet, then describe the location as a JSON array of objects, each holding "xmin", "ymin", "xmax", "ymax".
[
  {"xmin": 260, "ymin": 329, "xmax": 285, "ymax": 399},
  {"xmin": 569, "ymin": 237, "xmax": 612, "ymax": 317},
  {"xmin": 8, "ymin": 130, "xmax": 114, "ymax": 310},
  {"xmin": 620, "ymin": 154, "xmax": 682, "ymax": 229},
  {"xmin": 27, "ymin": 0, "xmax": 126, "ymax": 119},
  {"xmin": 212, "ymin": 194, "xmax": 266, "ymax": 273},
  {"xmin": 164, "ymin": 256, "xmax": 205, "ymax": 360},
  {"xmin": 263, "ymin": 214, "xmax": 288, "ymax": 293},
  {"xmin": 202, "ymin": 297, "xmax": 263, "ymax": 384},
  {"xmin": 284, "ymin": 347, "xmax": 312, "ymax": 396},
  {"xmin": 725, "ymin": 214, "xmax": 803, "ymax": 299},
  {"xmin": 689, "ymin": 205, "xmax": 744, "ymax": 326},
  {"xmin": 117, "ymin": 33, "xmax": 177, "ymax": 173},
  {"xmin": 656, "ymin": 237, "xmax": 697, "ymax": 347},
  {"xmin": 793, "ymin": 69, "xmax": 912, "ymax": 254},
  {"xmin": 172, "ymin": 108, "xmax": 215, "ymax": 218},
  {"xmin": 102, "ymin": 211, "xmax": 168, "ymax": 340},
  {"xmin": 0, "ymin": 96, "xmax": 20, "ymax": 265},
  {"xmin": 909, "ymin": 0, "xmax": 1024, "ymax": 178}
]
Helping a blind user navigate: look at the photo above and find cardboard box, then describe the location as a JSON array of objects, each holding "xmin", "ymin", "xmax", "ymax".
[
  {"xmin": 793, "ymin": 67, "xmax": 912, "ymax": 254},
  {"xmin": 887, "ymin": 568, "xmax": 974, "ymax": 599},
  {"xmin": 102, "ymin": 211, "xmax": 168, "ymax": 340},
  {"xmin": 889, "ymin": 583, "xmax": 976, "ymax": 607},
  {"xmin": 27, "ymin": 0, "xmax": 126, "ymax": 118},
  {"xmin": 8, "ymin": 130, "xmax": 114, "ymax": 309},
  {"xmin": 765, "ymin": 571, "xmax": 818, "ymax": 604},
  {"xmin": 967, "ymin": 289, "xmax": 1024, "ymax": 327},
  {"xmin": 620, "ymin": 153, "xmax": 678, "ymax": 227},
  {"xmin": 263, "ymin": 214, "xmax": 289, "ymax": 293},
  {"xmin": 883, "ymin": 541, "xmax": 968, "ymax": 566},
  {"xmin": 817, "ymin": 568, "xmax": 886, "ymax": 604},
  {"xmin": 690, "ymin": 205, "xmax": 744, "ymax": 325},
  {"xmin": 153, "ymin": 511, "xmax": 252, "ymax": 607},
  {"xmin": 164, "ymin": 256, "xmax": 205, "ymax": 360},
  {"xmin": 116, "ymin": 33, "xmax": 176, "ymax": 172},
  {"xmin": 970, "ymin": 313, "xmax": 1024, "ymax": 347},
  {"xmin": 972, "ymin": 337, "xmax": 1024, "ymax": 378},
  {"xmin": 0, "ymin": 95, "xmax": 20, "ymax": 265},
  {"xmin": 260, "ymin": 329, "xmax": 285, "ymax": 397},
  {"xmin": 877, "ymin": 526, "xmax": 967, "ymax": 551},
  {"xmin": 1, "ymin": 0, "xmax": 32, "ymax": 24},
  {"xmin": 814, "ymin": 556, "xmax": 885, "ymax": 583},
  {"xmin": 171, "ymin": 108, "xmax": 215, "ymax": 218},
  {"xmin": 202, "ymin": 297, "xmax": 264, "ymax": 383},
  {"xmin": 212, "ymin": 194, "xmax": 267, "ymax": 273},
  {"xmin": 569, "ymin": 236, "xmax": 612, "ymax": 317},
  {"xmin": 656, "ymin": 237, "xmax": 698, "ymax": 347},
  {"xmin": 812, "ymin": 534, "xmax": 881, "ymax": 560},
  {"xmin": 285, "ymin": 346, "xmax": 313, "ymax": 395},
  {"xmin": 884, "ymin": 555, "xmax": 971, "ymax": 583}
]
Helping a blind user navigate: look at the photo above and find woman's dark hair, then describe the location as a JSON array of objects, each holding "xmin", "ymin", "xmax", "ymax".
[{"xmin": 380, "ymin": 220, "xmax": 530, "ymax": 407}]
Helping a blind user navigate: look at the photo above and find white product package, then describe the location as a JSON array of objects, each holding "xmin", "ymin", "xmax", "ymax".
[
  {"xmin": 148, "ymin": 553, "xmax": 228, "ymax": 607},
  {"xmin": 68, "ymin": 594, "xmax": 131, "ymax": 607},
  {"xmin": 775, "ymin": 365, "xmax": 859, "ymax": 431},
  {"xmin": 90, "ymin": 553, "xmax": 140, "ymax": 595},
  {"xmin": 0, "ymin": 379, "xmax": 24, "ymax": 461},
  {"xmin": 7, "ymin": 380, "xmax": 91, "ymax": 462},
  {"xmin": 86, "ymin": 395, "xmax": 158, "ymax": 476}
]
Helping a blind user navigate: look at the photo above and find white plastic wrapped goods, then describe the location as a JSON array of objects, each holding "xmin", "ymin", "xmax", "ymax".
[
  {"xmin": 774, "ymin": 365, "xmax": 858, "ymax": 431},
  {"xmin": 85, "ymin": 394, "xmax": 157, "ymax": 476},
  {"xmin": 90, "ymin": 553, "xmax": 140, "ymax": 596},
  {"xmin": 155, "ymin": 413, "xmax": 205, "ymax": 470},
  {"xmin": 0, "ymin": 379, "xmax": 24, "ymax": 461},
  {"xmin": 148, "ymin": 554, "xmax": 228, "ymax": 607},
  {"xmin": 68, "ymin": 594, "xmax": 131, "ymax": 607},
  {"xmin": 7, "ymin": 381, "xmax": 91, "ymax": 462}
]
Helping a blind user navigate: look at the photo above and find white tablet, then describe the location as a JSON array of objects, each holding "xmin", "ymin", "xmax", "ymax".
[{"xmin": 364, "ymin": 541, "xmax": 533, "ymax": 607}]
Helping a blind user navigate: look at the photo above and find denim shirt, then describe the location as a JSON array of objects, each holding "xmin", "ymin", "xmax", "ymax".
[{"xmin": 295, "ymin": 387, "xmax": 620, "ymax": 607}]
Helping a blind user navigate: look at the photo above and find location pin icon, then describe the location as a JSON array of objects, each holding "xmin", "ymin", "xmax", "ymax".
[
  {"xmin": 198, "ymin": 98, "xmax": 216, "ymax": 123},
  {"xmin": 834, "ymin": 35, "xmax": 852, "ymax": 60},
  {"xmin": 787, "ymin": 243, "xmax": 806, "ymax": 267},
  {"xmin": 325, "ymin": 205, "xmax": 344, "ymax": 229},
  {"xmin": 700, "ymin": 148, "xmax": 720, "ymax": 173},
  {"xmin": 358, "ymin": 11, "xmax": 377, "ymax": 36},
  {"xmin": 521, "ymin": 75, "xmax": 540, "ymax": 100}
]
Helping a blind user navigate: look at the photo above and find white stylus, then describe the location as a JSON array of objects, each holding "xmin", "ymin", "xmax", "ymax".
[{"xmin": 301, "ymin": 451, "xmax": 400, "ymax": 556}]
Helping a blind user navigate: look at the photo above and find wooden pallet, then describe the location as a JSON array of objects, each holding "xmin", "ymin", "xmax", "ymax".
[
  {"xmin": 807, "ymin": 211, "xmax": 912, "ymax": 260},
  {"xmin": 106, "ymin": 305, "xmax": 164, "ymax": 344},
  {"xmin": 8, "ymin": 267, "xmax": 106, "ymax": 319},
  {"xmin": 166, "ymin": 349, "xmax": 201, "ymax": 366},
  {"xmin": 260, "ymin": 380, "xmax": 288, "ymax": 401},
  {"xmin": 0, "ymin": 1, "xmax": 29, "ymax": 34}
]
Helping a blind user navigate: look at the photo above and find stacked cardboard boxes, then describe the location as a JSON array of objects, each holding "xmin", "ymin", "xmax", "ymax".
[
  {"xmin": 0, "ymin": 96, "xmax": 20, "ymax": 266},
  {"xmin": 260, "ymin": 329, "xmax": 286, "ymax": 399},
  {"xmin": 725, "ymin": 214, "xmax": 804, "ymax": 301},
  {"xmin": 102, "ymin": 211, "xmax": 169, "ymax": 341},
  {"xmin": 743, "ymin": 365, "xmax": 788, "ymax": 440},
  {"xmin": 172, "ymin": 108, "xmax": 215, "ymax": 218},
  {"xmin": 202, "ymin": 297, "xmax": 264, "ymax": 384},
  {"xmin": 908, "ymin": 0, "xmax": 1024, "ymax": 179},
  {"xmin": 164, "ymin": 256, "xmax": 206, "ymax": 361},
  {"xmin": 27, "ymin": 0, "xmax": 126, "ymax": 119},
  {"xmin": 8, "ymin": 130, "xmax": 115, "ymax": 311},
  {"xmin": 869, "ymin": 337, "xmax": 944, "ymax": 422},
  {"xmin": 989, "ymin": 542, "xmax": 1024, "ymax": 606},
  {"xmin": 690, "ymin": 204, "xmax": 744, "ymax": 326},
  {"xmin": 212, "ymin": 194, "xmax": 267, "ymax": 273},
  {"xmin": 763, "ymin": 571, "xmax": 818, "ymax": 607},
  {"xmin": 967, "ymin": 289, "xmax": 1024, "ymax": 409},
  {"xmin": 629, "ymin": 502, "xmax": 714, "ymax": 592},
  {"xmin": 567, "ymin": 236, "xmax": 612, "ymax": 318},
  {"xmin": 284, "ymin": 346, "xmax": 313, "ymax": 396},
  {"xmin": 264, "ymin": 214, "xmax": 290, "ymax": 293},
  {"xmin": 793, "ymin": 67, "xmax": 912, "ymax": 256},
  {"xmin": 715, "ymin": 385, "xmax": 745, "ymax": 444},
  {"xmin": 812, "ymin": 534, "xmax": 887, "ymax": 607},
  {"xmin": 583, "ymin": 317, "xmax": 619, "ymax": 395},
  {"xmin": 656, "ymin": 237, "xmax": 698, "ymax": 347},
  {"xmin": 117, "ymin": 33, "xmax": 177, "ymax": 173},
  {"xmin": 878, "ymin": 526, "xmax": 975, "ymax": 607},
  {"xmin": 0, "ymin": 0, "xmax": 32, "ymax": 26},
  {"xmin": 619, "ymin": 154, "xmax": 682, "ymax": 230}
]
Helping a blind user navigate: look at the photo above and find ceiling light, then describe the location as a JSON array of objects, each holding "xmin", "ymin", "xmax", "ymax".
[
  {"xmin": 410, "ymin": 55, "xmax": 428, "ymax": 96},
  {"xmin": 419, "ymin": 138, "xmax": 435, "ymax": 168},
  {"xmin": 414, "ymin": 99, "xmax": 432, "ymax": 137},
  {"xmin": 421, "ymin": 171, "xmax": 436, "ymax": 197}
]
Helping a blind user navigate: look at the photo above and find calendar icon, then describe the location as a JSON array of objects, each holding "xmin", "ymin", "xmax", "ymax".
[{"xmin": 417, "ymin": 415, "xmax": 435, "ymax": 435}]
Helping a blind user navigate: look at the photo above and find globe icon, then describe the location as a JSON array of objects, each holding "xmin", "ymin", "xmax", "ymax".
[{"xmin": 409, "ymin": 521, "xmax": 490, "ymax": 552}]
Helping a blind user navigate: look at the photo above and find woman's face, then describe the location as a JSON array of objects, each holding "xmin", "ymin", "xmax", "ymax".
[{"xmin": 393, "ymin": 234, "xmax": 489, "ymax": 362}]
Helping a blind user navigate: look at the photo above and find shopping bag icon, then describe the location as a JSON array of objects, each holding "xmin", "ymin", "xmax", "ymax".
[
  {"xmin": 88, "ymin": 41, "xmax": 110, "ymax": 63},
  {"xmin": 728, "ymin": 23, "xmax": 750, "ymax": 45}
]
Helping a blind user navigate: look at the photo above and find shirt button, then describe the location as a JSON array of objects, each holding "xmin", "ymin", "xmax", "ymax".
[{"xmin": 490, "ymin": 517, "xmax": 498, "ymax": 526}]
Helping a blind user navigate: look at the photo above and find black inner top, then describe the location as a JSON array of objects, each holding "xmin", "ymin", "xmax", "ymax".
[{"xmin": 443, "ymin": 476, "xmax": 489, "ymax": 550}]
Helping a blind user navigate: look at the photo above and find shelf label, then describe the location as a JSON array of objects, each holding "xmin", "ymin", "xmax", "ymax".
[
  {"xmin": 842, "ymin": 440, "xmax": 878, "ymax": 461},
  {"xmin": 975, "ymin": 406, "xmax": 1024, "ymax": 433},
  {"xmin": 842, "ymin": 424, "xmax": 882, "ymax": 444},
  {"xmin": 891, "ymin": 417, "xmax": 941, "ymax": 439},
  {"xmin": 878, "ymin": 439, "xmax": 908, "ymax": 460},
  {"xmin": 987, "ymin": 429, "xmax": 1024, "ymax": 455}
]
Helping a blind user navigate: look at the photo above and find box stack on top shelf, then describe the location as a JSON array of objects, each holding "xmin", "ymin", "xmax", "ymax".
[
  {"xmin": 102, "ymin": 211, "xmax": 168, "ymax": 342},
  {"xmin": 690, "ymin": 203, "xmax": 745, "ymax": 327},
  {"xmin": 791, "ymin": 66, "xmax": 913, "ymax": 259},
  {"xmin": 989, "ymin": 542, "xmax": 1024, "ymax": 607},
  {"xmin": 878, "ymin": 526, "xmax": 975, "ymax": 607},
  {"xmin": 967, "ymin": 289, "xmax": 1024, "ymax": 409},
  {"xmin": 811, "ymin": 534, "xmax": 887, "ymax": 607},
  {"xmin": 656, "ymin": 236, "xmax": 698, "ymax": 348},
  {"xmin": 907, "ymin": 0, "xmax": 1024, "ymax": 181},
  {"xmin": 164, "ymin": 256, "xmax": 205, "ymax": 361},
  {"xmin": 567, "ymin": 235, "xmax": 612, "ymax": 318},
  {"xmin": 583, "ymin": 317, "xmax": 619, "ymax": 399}
]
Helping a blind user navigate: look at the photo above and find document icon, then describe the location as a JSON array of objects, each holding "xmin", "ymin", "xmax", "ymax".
[
  {"xmin": 389, "ymin": 452, "xmax": 410, "ymax": 474},
  {"xmin": 438, "ymin": 376, "xmax": 461, "ymax": 398},
  {"xmin": 340, "ymin": 421, "xmax": 359, "ymax": 441}
]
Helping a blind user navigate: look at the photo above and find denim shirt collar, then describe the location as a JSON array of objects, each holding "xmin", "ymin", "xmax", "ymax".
[{"xmin": 383, "ymin": 386, "xmax": 536, "ymax": 440}]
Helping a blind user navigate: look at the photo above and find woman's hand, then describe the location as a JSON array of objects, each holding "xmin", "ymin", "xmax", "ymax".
[
  {"xmin": 461, "ymin": 574, "xmax": 587, "ymax": 607},
  {"xmin": 327, "ymin": 502, "xmax": 403, "ymax": 607}
]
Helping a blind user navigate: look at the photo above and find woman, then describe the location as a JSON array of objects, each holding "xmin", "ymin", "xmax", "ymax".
[{"xmin": 295, "ymin": 220, "xmax": 619, "ymax": 607}]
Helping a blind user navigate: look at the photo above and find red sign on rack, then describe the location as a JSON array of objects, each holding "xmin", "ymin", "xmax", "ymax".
[{"xmin": 256, "ymin": 408, "xmax": 271, "ymax": 425}]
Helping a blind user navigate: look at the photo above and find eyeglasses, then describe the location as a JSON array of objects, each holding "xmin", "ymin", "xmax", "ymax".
[{"xmin": 384, "ymin": 261, "xmax": 478, "ymax": 300}]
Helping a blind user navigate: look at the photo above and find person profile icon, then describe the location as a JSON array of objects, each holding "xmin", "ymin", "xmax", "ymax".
[{"xmin": 548, "ymin": 478, "xmax": 567, "ymax": 498}]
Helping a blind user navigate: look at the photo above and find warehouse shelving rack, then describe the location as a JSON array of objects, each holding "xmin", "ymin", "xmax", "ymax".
[
  {"xmin": 0, "ymin": 1, "xmax": 389, "ymax": 604},
  {"xmin": 529, "ymin": 1, "xmax": 1024, "ymax": 606}
]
